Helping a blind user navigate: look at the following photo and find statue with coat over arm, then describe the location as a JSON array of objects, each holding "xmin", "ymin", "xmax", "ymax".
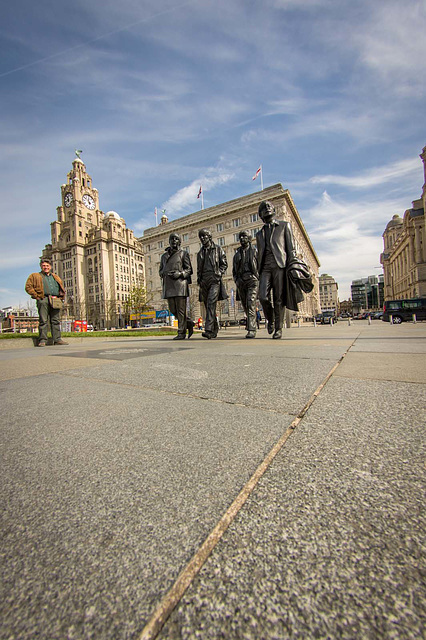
[
  {"xmin": 159, "ymin": 232, "xmax": 194, "ymax": 340},
  {"xmin": 256, "ymin": 200, "xmax": 313, "ymax": 339}
]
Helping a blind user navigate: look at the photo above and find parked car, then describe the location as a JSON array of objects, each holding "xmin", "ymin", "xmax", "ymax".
[
  {"xmin": 320, "ymin": 311, "xmax": 337, "ymax": 324},
  {"xmin": 382, "ymin": 298, "xmax": 426, "ymax": 323}
]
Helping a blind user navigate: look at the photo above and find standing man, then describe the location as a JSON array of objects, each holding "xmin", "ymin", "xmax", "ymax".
[
  {"xmin": 232, "ymin": 230, "xmax": 259, "ymax": 339},
  {"xmin": 25, "ymin": 258, "xmax": 68, "ymax": 346},
  {"xmin": 256, "ymin": 201, "xmax": 299, "ymax": 339},
  {"xmin": 159, "ymin": 232, "xmax": 194, "ymax": 340},
  {"xmin": 197, "ymin": 228, "xmax": 228, "ymax": 339}
]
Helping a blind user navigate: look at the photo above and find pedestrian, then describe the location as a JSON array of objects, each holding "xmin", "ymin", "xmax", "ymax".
[
  {"xmin": 25, "ymin": 258, "xmax": 68, "ymax": 346},
  {"xmin": 197, "ymin": 228, "xmax": 228, "ymax": 339},
  {"xmin": 159, "ymin": 233, "xmax": 194, "ymax": 340}
]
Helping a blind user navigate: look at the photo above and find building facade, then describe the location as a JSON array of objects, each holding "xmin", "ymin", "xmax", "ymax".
[
  {"xmin": 41, "ymin": 157, "xmax": 144, "ymax": 328},
  {"xmin": 318, "ymin": 273, "xmax": 338, "ymax": 314},
  {"xmin": 380, "ymin": 146, "xmax": 426, "ymax": 300},
  {"xmin": 140, "ymin": 184, "xmax": 321, "ymax": 323},
  {"xmin": 351, "ymin": 275, "xmax": 384, "ymax": 314}
]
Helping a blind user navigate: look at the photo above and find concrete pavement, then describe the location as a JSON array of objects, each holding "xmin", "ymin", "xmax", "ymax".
[{"xmin": 0, "ymin": 321, "xmax": 425, "ymax": 639}]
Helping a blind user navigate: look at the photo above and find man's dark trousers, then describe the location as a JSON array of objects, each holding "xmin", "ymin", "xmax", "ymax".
[
  {"xmin": 200, "ymin": 275, "xmax": 220, "ymax": 336},
  {"xmin": 37, "ymin": 297, "xmax": 61, "ymax": 343},
  {"xmin": 258, "ymin": 264, "xmax": 285, "ymax": 330},
  {"xmin": 167, "ymin": 297, "xmax": 187, "ymax": 337},
  {"xmin": 237, "ymin": 275, "xmax": 258, "ymax": 332}
]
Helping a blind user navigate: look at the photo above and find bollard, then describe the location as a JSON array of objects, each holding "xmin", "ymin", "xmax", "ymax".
[
  {"xmin": 368, "ymin": 316, "xmax": 372, "ymax": 325},
  {"xmin": 297, "ymin": 319, "xmax": 300, "ymax": 328},
  {"xmin": 390, "ymin": 315, "xmax": 393, "ymax": 324},
  {"xmin": 313, "ymin": 318, "xmax": 317, "ymax": 327},
  {"xmin": 348, "ymin": 318, "xmax": 351, "ymax": 326},
  {"xmin": 330, "ymin": 318, "xmax": 333, "ymax": 326},
  {"xmin": 413, "ymin": 314, "xmax": 417, "ymax": 324}
]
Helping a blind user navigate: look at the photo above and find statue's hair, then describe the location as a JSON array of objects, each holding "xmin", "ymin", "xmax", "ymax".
[
  {"xmin": 258, "ymin": 200, "xmax": 275, "ymax": 214},
  {"xmin": 198, "ymin": 228, "xmax": 211, "ymax": 238},
  {"xmin": 238, "ymin": 229, "xmax": 252, "ymax": 241},
  {"xmin": 169, "ymin": 232, "xmax": 181, "ymax": 242}
]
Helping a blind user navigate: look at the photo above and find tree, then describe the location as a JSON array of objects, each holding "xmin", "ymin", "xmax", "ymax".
[{"xmin": 128, "ymin": 283, "xmax": 153, "ymax": 324}]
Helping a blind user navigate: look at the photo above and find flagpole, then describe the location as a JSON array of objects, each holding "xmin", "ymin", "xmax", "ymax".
[
  {"xmin": 201, "ymin": 190, "xmax": 204, "ymax": 210},
  {"xmin": 154, "ymin": 207, "xmax": 158, "ymax": 226},
  {"xmin": 260, "ymin": 165, "xmax": 264, "ymax": 191}
]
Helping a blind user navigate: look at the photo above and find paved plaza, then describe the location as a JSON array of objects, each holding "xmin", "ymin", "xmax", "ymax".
[{"xmin": 1, "ymin": 321, "xmax": 425, "ymax": 639}]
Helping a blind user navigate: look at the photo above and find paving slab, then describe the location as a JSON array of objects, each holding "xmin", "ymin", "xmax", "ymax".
[
  {"xmin": 1, "ymin": 322, "xmax": 425, "ymax": 640},
  {"xmin": 160, "ymin": 376, "xmax": 426, "ymax": 640}
]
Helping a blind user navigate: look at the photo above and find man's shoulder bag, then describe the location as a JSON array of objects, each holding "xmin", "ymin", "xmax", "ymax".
[{"xmin": 49, "ymin": 295, "xmax": 63, "ymax": 309}]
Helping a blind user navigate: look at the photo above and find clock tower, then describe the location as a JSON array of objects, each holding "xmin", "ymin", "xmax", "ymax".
[{"xmin": 41, "ymin": 156, "xmax": 145, "ymax": 329}]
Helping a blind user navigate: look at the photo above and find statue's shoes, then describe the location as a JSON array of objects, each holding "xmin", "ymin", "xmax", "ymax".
[
  {"xmin": 267, "ymin": 322, "xmax": 275, "ymax": 334},
  {"xmin": 173, "ymin": 334, "xmax": 186, "ymax": 340},
  {"xmin": 272, "ymin": 330, "xmax": 282, "ymax": 339},
  {"xmin": 245, "ymin": 331, "xmax": 256, "ymax": 339},
  {"xmin": 202, "ymin": 331, "xmax": 213, "ymax": 339},
  {"xmin": 187, "ymin": 323, "xmax": 194, "ymax": 339}
]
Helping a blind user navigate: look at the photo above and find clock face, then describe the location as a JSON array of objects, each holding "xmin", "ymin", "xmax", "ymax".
[
  {"xmin": 64, "ymin": 192, "xmax": 73, "ymax": 208},
  {"xmin": 82, "ymin": 194, "xmax": 95, "ymax": 210}
]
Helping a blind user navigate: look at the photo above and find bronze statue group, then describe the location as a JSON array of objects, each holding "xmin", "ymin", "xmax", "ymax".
[{"xmin": 160, "ymin": 201, "xmax": 313, "ymax": 340}]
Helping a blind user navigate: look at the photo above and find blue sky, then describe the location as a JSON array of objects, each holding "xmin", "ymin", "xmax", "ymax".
[{"xmin": 1, "ymin": 0, "xmax": 425, "ymax": 309}]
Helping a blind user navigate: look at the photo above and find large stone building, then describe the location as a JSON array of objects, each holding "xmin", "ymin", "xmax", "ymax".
[
  {"xmin": 318, "ymin": 273, "xmax": 338, "ymax": 314},
  {"xmin": 380, "ymin": 146, "xmax": 426, "ymax": 300},
  {"xmin": 42, "ymin": 157, "xmax": 144, "ymax": 328},
  {"xmin": 140, "ymin": 184, "xmax": 320, "ymax": 323}
]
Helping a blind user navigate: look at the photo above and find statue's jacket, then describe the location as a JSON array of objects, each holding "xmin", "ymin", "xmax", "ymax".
[
  {"xmin": 232, "ymin": 245, "xmax": 259, "ymax": 301},
  {"xmin": 159, "ymin": 248, "xmax": 192, "ymax": 299},
  {"xmin": 196, "ymin": 243, "xmax": 228, "ymax": 301}
]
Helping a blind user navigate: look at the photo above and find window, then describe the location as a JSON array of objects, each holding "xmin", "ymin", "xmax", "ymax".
[
  {"xmin": 250, "ymin": 213, "xmax": 258, "ymax": 223},
  {"xmin": 232, "ymin": 218, "xmax": 241, "ymax": 228},
  {"xmin": 234, "ymin": 233, "xmax": 240, "ymax": 243},
  {"xmin": 217, "ymin": 223, "xmax": 224, "ymax": 232},
  {"xmin": 182, "ymin": 233, "xmax": 189, "ymax": 241},
  {"xmin": 217, "ymin": 237, "xmax": 225, "ymax": 246},
  {"xmin": 251, "ymin": 227, "xmax": 261, "ymax": 238},
  {"xmin": 158, "ymin": 241, "xmax": 163, "ymax": 249}
]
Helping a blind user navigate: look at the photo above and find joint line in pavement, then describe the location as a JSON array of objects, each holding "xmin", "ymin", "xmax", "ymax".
[{"xmin": 137, "ymin": 341, "xmax": 355, "ymax": 640}]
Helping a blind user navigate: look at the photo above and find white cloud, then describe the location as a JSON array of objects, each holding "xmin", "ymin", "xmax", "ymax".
[
  {"xmin": 310, "ymin": 158, "xmax": 421, "ymax": 189},
  {"xmin": 161, "ymin": 169, "xmax": 235, "ymax": 216}
]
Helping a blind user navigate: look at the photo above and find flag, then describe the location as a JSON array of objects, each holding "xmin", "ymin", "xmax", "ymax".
[
  {"xmin": 252, "ymin": 166, "xmax": 261, "ymax": 181},
  {"xmin": 197, "ymin": 185, "xmax": 202, "ymax": 199},
  {"xmin": 154, "ymin": 207, "xmax": 157, "ymax": 217}
]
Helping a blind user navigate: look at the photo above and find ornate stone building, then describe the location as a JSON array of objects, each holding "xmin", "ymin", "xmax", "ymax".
[
  {"xmin": 140, "ymin": 184, "xmax": 320, "ymax": 323},
  {"xmin": 41, "ymin": 157, "xmax": 144, "ymax": 328},
  {"xmin": 318, "ymin": 273, "xmax": 338, "ymax": 314},
  {"xmin": 380, "ymin": 146, "xmax": 426, "ymax": 300}
]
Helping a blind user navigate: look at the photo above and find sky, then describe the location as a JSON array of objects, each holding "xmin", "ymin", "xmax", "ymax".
[{"xmin": 1, "ymin": 0, "xmax": 425, "ymax": 309}]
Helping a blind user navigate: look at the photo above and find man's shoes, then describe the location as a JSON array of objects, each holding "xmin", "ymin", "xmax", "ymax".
[
  {"xmin": 267, "ymin": 321, "xmax": 275, "ymax": 334},
  {"xmin": 272, "ymin": 330, "xmax": 282, "ymax": 339},
  {"xmin": 202, "ymin": 331, "xmax": 213, "ymax": 339},
  {"xmin": 173, "ymin": 334, "xmax": 186, "ymax": 340},
  {"xmin": 54, "ymin": 339, "xmax": 68, "ymax": 345},
  {"xmin": 245, "ymin": 331, "xmax": 256, "ymax": 339},
  {"xmin": 187, "ymin": 322, "xmax": 194, "ymax": 339},
  {"xmin": 37, "ymin": 340, "xmax": 47, "ymax": 347}
]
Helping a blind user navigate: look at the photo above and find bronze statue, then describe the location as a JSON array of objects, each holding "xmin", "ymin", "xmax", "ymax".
[
  {"xmin": 197, "ymin": 228, "xmax": 228, "ymax": 339},
  {"xmin": 232, "ymin": 230, "xmax": 259, "ymax": 338},
  {"xmin": 256, "ymin": 200, "xmax": 313, "ymax": 339},
  {"xmin": 159, "ymin": 232, "xmax": 194, "ymax": 340}
]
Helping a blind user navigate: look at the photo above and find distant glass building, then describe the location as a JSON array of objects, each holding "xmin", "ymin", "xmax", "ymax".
[{"xmin": 351, "ymin": 275, "xmax": 384, "ymax": 313}]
